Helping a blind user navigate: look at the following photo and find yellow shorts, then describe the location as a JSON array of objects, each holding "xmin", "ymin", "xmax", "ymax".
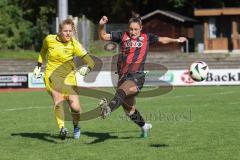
[{"xmin": 44, "ymin": 71, "xmax": 78, "ymax": 96}]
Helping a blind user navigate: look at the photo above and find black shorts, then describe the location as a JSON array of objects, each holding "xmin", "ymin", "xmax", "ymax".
[{"xmin": 117, "ymin": 72, "xmax": 146, "ymax": 92}]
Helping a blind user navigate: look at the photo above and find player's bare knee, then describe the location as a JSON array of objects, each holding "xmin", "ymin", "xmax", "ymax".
[
  {"xmin": 70, "ymin": 104, "xmax": 81, "ymax": 113},
  {"xmin": 71, "ymin": 107, "xmax": 80, "ymax": 113},
  {"xmin": 54, "ymin": 100, "xmax": 66, "ymax": 108},
  {"xmin": 129, "ymin": 86, "xmax": 138, "ymax": 94}
]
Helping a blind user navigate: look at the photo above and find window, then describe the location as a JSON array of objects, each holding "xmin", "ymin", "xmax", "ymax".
[{"xmin": 208, "ymin": 17, "xmax": 217, "ymax": 38}]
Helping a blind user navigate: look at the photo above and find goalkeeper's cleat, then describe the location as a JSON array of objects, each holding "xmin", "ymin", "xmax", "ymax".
[
  {"xmin": 99, "ymin": 98, "xmax": 111, "ymax": 119},
  {"xmin": 140, "ymin": 123, "xmax": 152, "ymax": 138},
  {"xmin": 73, "ymin": 126, "xmax": 81, "ymax": 139},
  {"xmin": 59, "ymin": 127, "xmax": 69, "ymax": 140}
]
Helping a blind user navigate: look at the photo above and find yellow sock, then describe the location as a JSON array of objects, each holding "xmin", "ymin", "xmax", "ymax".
[{"xmin": 54, "ymin": 105, "xmax": 65, "ymax": 129}]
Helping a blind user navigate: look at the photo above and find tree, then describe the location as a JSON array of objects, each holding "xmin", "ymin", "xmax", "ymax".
[
  {"xmin": 21, "ymin": 0, "xmax": 56, "ymax": 51},
  {"xmin": 2, "ymin": 0, "xmax": 240, "ymax": 50},
  {"xmin": 0, "ymin": 0, "xmax": 33, "ymax": 49},
  {"xmin": 69, "ymin": 0, "xmax": 196, "ymax": 23}
]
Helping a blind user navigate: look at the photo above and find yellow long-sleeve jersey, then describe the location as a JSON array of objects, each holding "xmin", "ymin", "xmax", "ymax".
[
  {"xmin": 38, "ymin": 34, "xmax": 94, "ymax": 94},
  {"xmin": 38, "ymin": 34, "xmax": 88, "ymax": 74}
]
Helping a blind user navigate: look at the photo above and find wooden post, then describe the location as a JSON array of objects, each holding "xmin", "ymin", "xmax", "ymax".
[
  {"xmin": 204, "ymin": 19, "xmax": 209, "ymax": 50},
  {"xmin": 232, "ymin": 17, "xmax": 238, "ymax": 50}
]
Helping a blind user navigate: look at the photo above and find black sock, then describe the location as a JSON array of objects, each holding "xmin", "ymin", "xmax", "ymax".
[
  {"xmin": 109, "ymin": 89, "xmax": 126, "ymax": 112},
  {"xmin": 129, "ymin": 110, "xmax": 145, "ymax": 127}
]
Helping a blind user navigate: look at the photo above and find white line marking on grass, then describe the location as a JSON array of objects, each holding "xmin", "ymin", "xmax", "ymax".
[
  {"xmin": 158, "ymin": 90, "xmax": 238, "ymax": 99},
  {"xmin": 175, "ymin": 91, "xmax": 237, "ymax": 98},
  {"xmin": 0, "ymin": 102, "xmax": 97, "ymax": 112},
  {"xmin": 216, "ymin": 91, "xmax": 237, "ymax": 95},
  {"xmin": 170, "ymin": 94, "xmax": 195, "ymax": 98},
  {"xmin": 0, "ymin": 106, "xmax": 52, "ymax": 112},
  {"xmin": 138, "ymin": 90, "xmax": 239, "ymax": 101},
  {"xmin": 229, "ymin": 102, "xmax": 240, "ymax": 105}
]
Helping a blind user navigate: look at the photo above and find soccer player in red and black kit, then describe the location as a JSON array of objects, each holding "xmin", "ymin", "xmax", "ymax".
[{"xmin": 98, "ymin": 15, "xmax": 187, "ymax": 138}]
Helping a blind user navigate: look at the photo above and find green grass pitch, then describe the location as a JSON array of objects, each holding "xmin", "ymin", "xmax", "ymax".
[{"xmin": 0, "ymin": 86, "xmax": 239, "ymax": 160}]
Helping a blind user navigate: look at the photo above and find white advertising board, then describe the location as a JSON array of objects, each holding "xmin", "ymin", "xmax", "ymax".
[{"xmin": 28, "ymin": 69, "xmax": 240, "ymax": 88}]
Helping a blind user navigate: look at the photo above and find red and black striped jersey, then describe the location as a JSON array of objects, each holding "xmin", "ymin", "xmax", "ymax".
[{"xmin": 110, "ymin": 31, "xmax": 159, "ymax": 75}]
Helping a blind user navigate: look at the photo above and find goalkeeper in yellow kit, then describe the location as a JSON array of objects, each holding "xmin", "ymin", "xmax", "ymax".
[{"xmin": 33, "ymin": 19, "xmax": 95, "ymax": 140}]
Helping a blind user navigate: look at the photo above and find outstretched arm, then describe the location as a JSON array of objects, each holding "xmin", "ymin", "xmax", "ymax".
[
  {"xmin": 158, "ymin": 37, "xmax": 187, "ymax": 44},
  {"xmin": 99, "ymin": 16, "xmax": 111, "ymax": 41}
]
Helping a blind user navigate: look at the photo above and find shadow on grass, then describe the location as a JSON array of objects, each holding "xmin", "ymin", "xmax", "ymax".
[
  {"xmin": 82, "ymin": 131, "xmax": 118, "ymax": 144},
  {"xmin": 82, "ymin": 131, "xmax": 139, "ymax": 144},
  {"xmin": 11, "ymin": 132, "xmax": 60, "ymax": 144},
  {"xmin": 149, "ymin": 144, "xmax": 169, "ymax": 148}
]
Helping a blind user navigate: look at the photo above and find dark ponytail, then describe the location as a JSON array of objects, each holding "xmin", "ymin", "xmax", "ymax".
[{"xmin": 128, "ymin": 12, "xmax": 142, "ymax": 26}]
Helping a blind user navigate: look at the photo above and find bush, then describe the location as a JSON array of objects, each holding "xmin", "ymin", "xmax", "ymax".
[{"xmin": 0, "ymin": 0, "xmax": 33, "ymax": 49}]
